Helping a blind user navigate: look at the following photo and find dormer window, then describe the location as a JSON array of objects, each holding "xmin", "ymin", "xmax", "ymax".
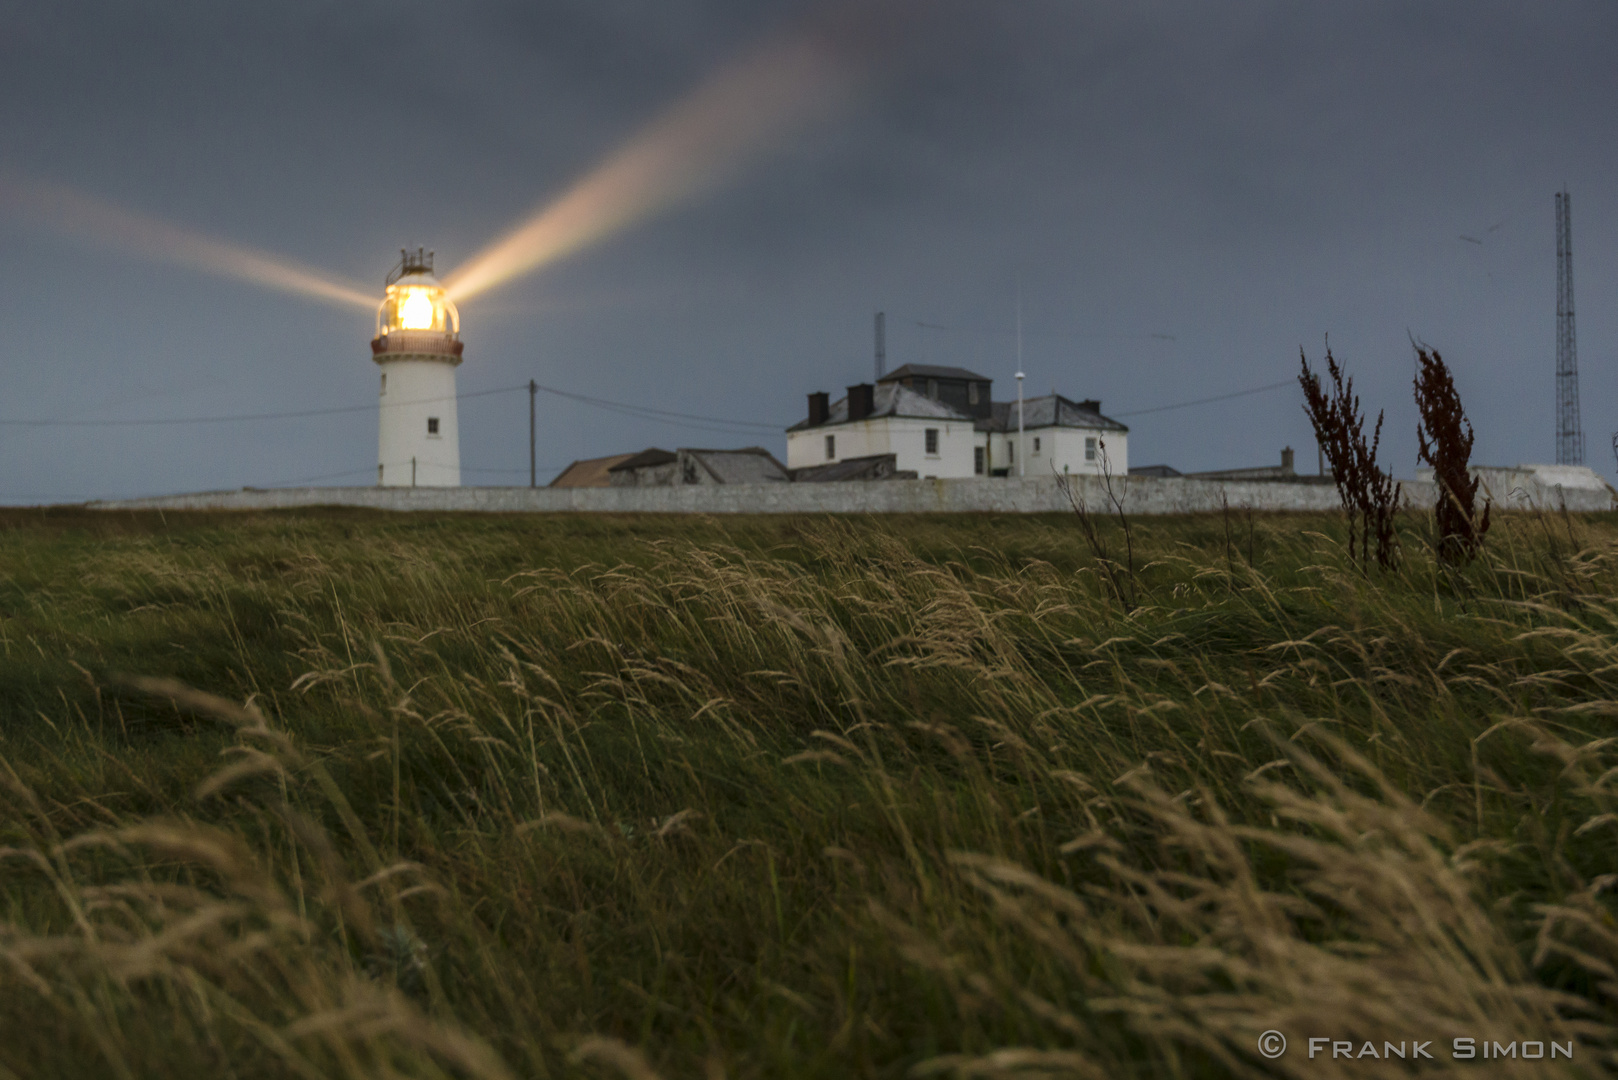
[
  {"xmin": 968, "ymin": 382, "xmax": 979, "ymax": 405},
  {"xmin": 927, "ymin": 378, "xmax": 938, "ymax": 399}
]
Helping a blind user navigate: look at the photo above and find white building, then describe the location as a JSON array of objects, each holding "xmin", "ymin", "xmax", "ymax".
[
  {"xmin": 372, "ymin": 249, "xmax": 463, "ymax": 487},
  {"xmin": 787, "ymin": 364, "xmax": 1128, "ymax": 480},
  {"xmin": 786, "ymin": 381, "xmax": 975, "ymax": 479}
]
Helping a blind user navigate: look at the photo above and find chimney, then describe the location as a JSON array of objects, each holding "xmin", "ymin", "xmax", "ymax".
[
  {"xmin": 1281, "ymin": 446, "xmax": 1295, "ymax": 474},
  {"xmin": 1079, "ymin": 399, "xmax": 1101, "ymax": 413},
  {"xmin": 807, "ymin": 391, "xmax": 829, "ymax": 427},
  {"xmin": 847, "ymin": 383, "xmax": 875, "ymax": 421}
]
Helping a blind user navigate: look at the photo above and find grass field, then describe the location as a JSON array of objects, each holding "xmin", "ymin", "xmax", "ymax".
[{"xmin": 1, "ymin": 506, "xmax": 1616, "ymax": 1079}]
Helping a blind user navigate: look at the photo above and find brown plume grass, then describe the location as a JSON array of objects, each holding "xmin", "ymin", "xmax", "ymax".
[{"xmin": 0, "ymin": 507, "xmax": 1615, "ymax": 1077}]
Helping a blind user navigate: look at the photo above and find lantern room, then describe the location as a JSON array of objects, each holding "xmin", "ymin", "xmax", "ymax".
[{"xmin": 375, "ymin": 248, "xmax": 460, "ymax": 338}]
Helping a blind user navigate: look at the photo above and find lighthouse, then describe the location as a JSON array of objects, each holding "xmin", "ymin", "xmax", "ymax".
[{"xmin": 372, "ymin": 249, "xmax": 463, "ymax": 487}]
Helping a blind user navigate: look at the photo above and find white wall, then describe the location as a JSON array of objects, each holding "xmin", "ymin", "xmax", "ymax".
[
  {"xmin": 983, "ymin": 427, "xmax": 1128, "ymax": 478},
  {"xmin": 377, "ymin": 358, "xmax": 461, "ymax": 487},
  {"xmin": 89, "ymin": 472, "xmax": 1615, "ymax": 515},
  {"xmin": 787, "ymin": 417, "xmax": 977, "ymax": 478},
  {"xmin": 1045, "ymin": 428, "xmax": 1127, "ymax": 477}
]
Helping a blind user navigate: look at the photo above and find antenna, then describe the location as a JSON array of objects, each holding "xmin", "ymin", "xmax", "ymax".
[
  {"xmin": 1556, "ymin": 188, "xmax": 1584, "ymax": 465},
  {"xmin": 875, "ymin": 311, "xmax": 886, "ymax": 381},
  {"xmin": 1015, "ymin": 283, "xmax": 1024, "ymax": 376},
  {"xmin": 1015, "ymin": 282, "xmax": 1026, "ymax": 479}
]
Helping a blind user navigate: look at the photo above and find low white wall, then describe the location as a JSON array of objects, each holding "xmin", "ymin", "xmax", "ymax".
[{"xmin": 81, "ymin": 473, "xmax": 1615, "ymax": 515}]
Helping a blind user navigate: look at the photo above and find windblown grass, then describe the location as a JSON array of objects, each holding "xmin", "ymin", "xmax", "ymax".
[{"xmin": 1, "ymin": 507, "xmax": 1616, "ymax": 1078}]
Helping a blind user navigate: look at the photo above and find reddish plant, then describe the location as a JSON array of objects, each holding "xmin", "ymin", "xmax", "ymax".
[
  {"xmin": 1299, "ymin": 347, "xmax": 1401, "ymax": 571},
  {"xmin": 1414, "ymin": 345, "xmax": 1489, "ymax": 565}
]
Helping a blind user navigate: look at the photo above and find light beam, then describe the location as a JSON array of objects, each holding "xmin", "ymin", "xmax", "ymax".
[
  {"xmin": 442, "ymin": 30, "xmax": 858, "ymax": 304},
  {"xmin": 0, "ymin": 177, "xmax": 376, "ymax": 311}
]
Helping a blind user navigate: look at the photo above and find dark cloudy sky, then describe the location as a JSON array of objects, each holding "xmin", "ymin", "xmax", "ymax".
[{"xmin": 0, "ymin": 1, "xmax": 1613, "ymax": 502}]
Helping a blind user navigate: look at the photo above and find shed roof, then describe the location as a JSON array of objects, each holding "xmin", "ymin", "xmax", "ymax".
[
  {"xmin": 549, "ymin": 453, "xmax": 636, "ymax": 488},
  {"xmin": 683, "ymin": 447, "xmax": 790, "ymax": 483},
  {"xmin": 790, "ymin": 453, "xmax": 915, "ymax": 483},
  {"xmin": 608, "ymin": 448, "xmax": 678, "ymax": 472}
]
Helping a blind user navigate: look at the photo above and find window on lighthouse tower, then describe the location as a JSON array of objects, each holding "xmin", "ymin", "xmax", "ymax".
[{"xmin": 427, "ymin": 417, "xmax": 440, "ymax": 436}]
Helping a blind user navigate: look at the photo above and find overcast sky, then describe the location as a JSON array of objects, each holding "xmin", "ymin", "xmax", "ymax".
[{"xmin": 0, "ymin": 1, "xmax": 1613, "ymax": 501}]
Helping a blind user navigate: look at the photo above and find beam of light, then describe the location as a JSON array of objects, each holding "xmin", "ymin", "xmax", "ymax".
[
  {"xmin": 0, "ymin": 176, "xmax": 376, "ymax": 311},
  {"xmin": 441, "ymin": 30, "xmax": 859, "ymax": 304}
]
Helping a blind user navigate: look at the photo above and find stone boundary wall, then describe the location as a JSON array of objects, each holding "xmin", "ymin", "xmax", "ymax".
[{"xmin": 84, "ymin": 471, "xmax": 1615, "ymax": 515}]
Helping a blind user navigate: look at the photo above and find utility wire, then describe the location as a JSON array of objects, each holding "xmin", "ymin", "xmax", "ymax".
[
  {"xmin": 528, "ymin": 382, "xmax": 783, "ymax": 433},
  {"xmin": 0, "ymin": 385, "xmax": 527, "ymax": 427},
  {"xmin": 258, "ymin": 466, "xmax": 378, "ymax": 488},
  {"xmin": 0, "ymin": 379, "xmax": 785, "ymax": 435},
  {"xmin": 911, "ymin": 318, "xmax": 1177, "ymax": 344},
  {"xmin": 1113, "ymin": 379, "xmax": 1297, "ymax": 418}
]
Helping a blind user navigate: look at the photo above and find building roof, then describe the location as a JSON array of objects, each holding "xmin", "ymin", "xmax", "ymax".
[
  {"xmin": 682, "ymin": 447, "xmax": 790, "ymax": 483},
  {"xmin": 975, "ymin": 394, "xmax": 1129, "ymax": 434},
  {"xmin": 878, "ymin": 363, "xmax": 992, "ymax": 384},
  {"xmin": 790, "ymin": 453, "xmax": 917, "ymax": 483},
  {"xmin": 787, "ymin": 383, "xmax": 972, "ymax": 432},
  {"xmin": 607, "ymin": 448, "xmax": 678, "ymax": 472},
  {"xmin": 549, "ymin": 452, "xmax": 636, "ymax": 488}
]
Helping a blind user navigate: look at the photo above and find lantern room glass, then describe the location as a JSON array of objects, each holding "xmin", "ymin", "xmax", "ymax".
[{"xmin": 376, "ymin": 275, "xmax": 460, "ymax": 336}]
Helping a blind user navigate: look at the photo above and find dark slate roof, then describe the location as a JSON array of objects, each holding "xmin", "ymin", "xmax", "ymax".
[
  {"xmin": 1129, "ymin": 464, "xmax": 1182, "ymax": 478},
  {"xmin": 790, "ymin": 454, "xmax": 916, "ymax": 483},
  {"xmin": 787, "ymin": 383, "xmax": 972, "ymax": 431},
  {"xmin": 683, "ymin": 448, "xmax": 790, "ymax": 483},
  {"xmin": 608, "ymin": 448, "xmax": 677, "ymax": 471},
  {"xmin": 973, "ymin": 394, "xmax": 1128, "ymax": 434},
  {"xmin": 878, "ymin": 363, "xmax": 992, "ymax": 383}
]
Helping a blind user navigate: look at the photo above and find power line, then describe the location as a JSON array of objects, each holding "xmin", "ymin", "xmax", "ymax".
[
  {"xmin": 909, "ymin": 318, "xmax": 1178, "ymax": 345},
  {"xmin": 529, "ymin": 382, "xmax": 783, "ymax": 433},
  {"xmin": 258, "ymin": 466, "xmax": 378, "ymax": 487},
  {"xmin": 0, "ymin": 379, "xmax": 785, "ymax": 435},
  {"xmin": 1114, "ymin": 379, "xmax": 1296, "ymax": 418},
  {"xmin": 0, "ymin": 385, "xmax": 527, "ymax": 427},
  {"xmin": 256, "ymin": 464, "xmax": 564, "ymax": 487}
]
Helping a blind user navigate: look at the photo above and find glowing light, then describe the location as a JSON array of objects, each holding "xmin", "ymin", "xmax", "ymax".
[
  {"xmin": 398, "ymin": 288, "xmax": 435, "ymax": 329},
  {"xmin": 442, "ymin": 31, "xmax": 858, "ymax": 303},
  {"xmin": 0, "ymin": 176, "xmax": 376, "ymax": 311}
]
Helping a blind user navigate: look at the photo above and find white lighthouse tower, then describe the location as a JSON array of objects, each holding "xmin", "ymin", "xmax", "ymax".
[{"xmin": 373, "ymin": 249, "xmax": 463, "ymax": 487}]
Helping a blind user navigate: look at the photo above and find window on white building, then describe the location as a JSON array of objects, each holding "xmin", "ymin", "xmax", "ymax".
[
  {"xmin": 925, "ymin": 428, "xmax": 939, "ymax": 455},
  {"xmin": 974, "ymin": 447, "xmax": 984, "ymax": 475},
  {"xmin": 825, "ymin": 434, "xmax": 836, "ymax": 460},
  {"xmin": 1085, "ymin": 436, "xmax": 1097, "ymax": 461},
  {"xmin": 1007, "ymin": 441, "xmax": 1015, "ymax": 462},
  {"xmin": 1033, "ymin": 436, "xmax": 1041, "ymax": 453},
  {"xmin": 427, "ymin": 417, "xmax": 440, "ymax": 436}
]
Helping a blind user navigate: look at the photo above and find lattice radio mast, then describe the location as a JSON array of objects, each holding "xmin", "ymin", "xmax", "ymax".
[{"xmin": 1555, "ymin": 188, "xmax": 1583, "ymax": 465}]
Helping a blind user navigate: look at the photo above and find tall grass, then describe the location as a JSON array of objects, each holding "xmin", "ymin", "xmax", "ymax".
[{"xmin": 0, "ymin": 508, "xmax": 1615, "ymax": 1077}]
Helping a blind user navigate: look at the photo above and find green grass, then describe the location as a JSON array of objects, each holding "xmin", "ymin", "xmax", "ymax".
[{"xmin": 1, "ymin": 506, "xmax": 1616, "ymax": 1079}]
